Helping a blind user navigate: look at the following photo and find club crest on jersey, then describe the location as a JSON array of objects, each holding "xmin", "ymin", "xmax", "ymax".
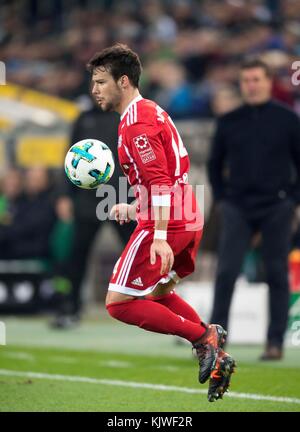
[{"xmin": 133, "ymin": 134, "xmax": 156, "ymax": 164}]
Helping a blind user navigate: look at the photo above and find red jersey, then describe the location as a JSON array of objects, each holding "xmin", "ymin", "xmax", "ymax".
[{"xmin": 118, "ymin": 95, "xmax": 203, "ymax": 232}]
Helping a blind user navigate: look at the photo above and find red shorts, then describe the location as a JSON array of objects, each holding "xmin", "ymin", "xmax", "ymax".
[{"xmin": 108, "ymin": 226, "xmax": 202, "ymax": 297}]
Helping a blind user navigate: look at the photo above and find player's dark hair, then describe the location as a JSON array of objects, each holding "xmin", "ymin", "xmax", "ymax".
[
  {"xmin": 87, "ymin": 44, "xmax": 142, "ymax": 88},
  {"xmin": 240, "ymin": 58, "xmax": 273, "ymax": 78}
]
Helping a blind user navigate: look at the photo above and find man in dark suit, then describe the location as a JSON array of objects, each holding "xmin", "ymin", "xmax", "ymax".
[{"xmin": 208, "ymin": 59, "xmax": 300, "ymax": 360}]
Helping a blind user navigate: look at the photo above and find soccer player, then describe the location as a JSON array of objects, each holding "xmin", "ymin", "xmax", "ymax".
[{"xmin": 87, "ymin": 44, "xmax": 236, "ymax": 401}]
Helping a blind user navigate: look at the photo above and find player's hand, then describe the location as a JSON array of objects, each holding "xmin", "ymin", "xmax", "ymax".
[
  {"xmin": 150, "ymin": 239, "xmax": 174, "ymax": 275},
  {"xmin": 110, "ymin": 203, "xmax": 136, "ymax": 225}
]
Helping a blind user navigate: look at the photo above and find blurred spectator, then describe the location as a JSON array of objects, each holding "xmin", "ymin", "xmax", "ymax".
[
  {"xmin": 144, "ymin": 59, "xmax": 210, "ymax": 118},
  {"xmin": 210, "ymin": 85, "xmax": 242, "ymax": 116},
  {"xmin": 50, "ymin": 195, "xmax": 75, "ymax": 265},
  {"xmin": 0, "ymin": 166, "xmax": 56, "ymax": 260},
  {"xmin": 141, "ymin": 0, "xmax": 178, "ymax": 43},
  {"xmin": 0, "ymin": 167, "xmax": 23, "ymax": 226}
]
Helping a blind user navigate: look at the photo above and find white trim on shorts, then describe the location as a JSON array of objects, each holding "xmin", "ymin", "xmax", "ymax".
[
  {"xmin": 115, "ymin": 230, "xmax": 149, "ymax": 287},
  {"xmin": 108, "ymin": 270, "xmax": 180, "ymax": 297}
]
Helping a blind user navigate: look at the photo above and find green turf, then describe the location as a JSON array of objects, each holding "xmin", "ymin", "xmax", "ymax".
[{"xmin": 0, "ymin": 317, "xmax": 300, "ymax": 412}]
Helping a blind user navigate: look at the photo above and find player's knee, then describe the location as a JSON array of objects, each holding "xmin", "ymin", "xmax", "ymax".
[
  {"xmin": 106, "ymin": 301, "xmax": 125, "ymax": 320},
  {"xmin": 105, "ymin": 299, "xmax": 133, "ymax": 322},
  {"xmin": 106, "ymin": 302, "xmax": 120, "ymax": 319},
  {"xmin": 105, "ymin": 290, "xmax": 134, "ymax": 306},
  {"xmin": 105, "ymin": 289, "xmax": 135, "ymax": 319}
]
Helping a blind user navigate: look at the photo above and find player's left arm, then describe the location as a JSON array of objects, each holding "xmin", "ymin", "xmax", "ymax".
[{"xmin": 125, "ymin": 123, "xmax": 174, "ymax": 275}]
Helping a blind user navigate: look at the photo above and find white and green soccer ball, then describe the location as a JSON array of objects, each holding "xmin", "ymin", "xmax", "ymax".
[{"xmin": 65, "ymin": 139, "xmax": 115, "ymax": 189}]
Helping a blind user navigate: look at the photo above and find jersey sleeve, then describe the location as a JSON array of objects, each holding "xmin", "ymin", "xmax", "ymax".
[{"xmin": 125, "ymin": 122, "xmax": 173, "ymax": 206}]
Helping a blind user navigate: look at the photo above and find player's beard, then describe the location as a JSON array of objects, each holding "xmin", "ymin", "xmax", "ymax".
[
  {"xmin": 100, "ymin": 91, "xmax": 122, "ymax": 113},
  {"xmin": 100, "ymin": 100, "xmax": 114, "ymax": 112}
]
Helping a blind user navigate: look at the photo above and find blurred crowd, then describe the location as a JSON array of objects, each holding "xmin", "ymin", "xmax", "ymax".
[
  {"xmin": 0, "ymin": 166, "xmax": 73, "ymax": 264},
  {"xmin": 1, "ymin": 0, "xmax": 300, "ymax": 118}
]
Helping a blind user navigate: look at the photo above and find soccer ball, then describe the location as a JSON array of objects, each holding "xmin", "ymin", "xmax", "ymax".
[{"xmin": 64, "ymin": 139, "xmax": 115, "ymax": 189}]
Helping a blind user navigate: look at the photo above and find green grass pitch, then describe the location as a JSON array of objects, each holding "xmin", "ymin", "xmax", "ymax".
[{"xmin": 0, "ymin": 316, "xmax": 299, "ymax": 412}]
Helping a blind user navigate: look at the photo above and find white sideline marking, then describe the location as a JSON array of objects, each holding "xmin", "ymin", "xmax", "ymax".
[
  {"xmin": 0, "ymin": 369, "xmax": 299, "ymax": 405},
  {"xmin": 99, "ymin": 360, "xmax": 132, "ymax": 368},
  {"xmin": 50, "ymin": 357, "xmax": 78, "ymax": 364},
  {"xmin": 2, "ymin": 352, "xmax": 35, "ymax": 362},
  {"xmin": 155, "ymin": 365, "xmax": 179, "ymax": 372}
]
